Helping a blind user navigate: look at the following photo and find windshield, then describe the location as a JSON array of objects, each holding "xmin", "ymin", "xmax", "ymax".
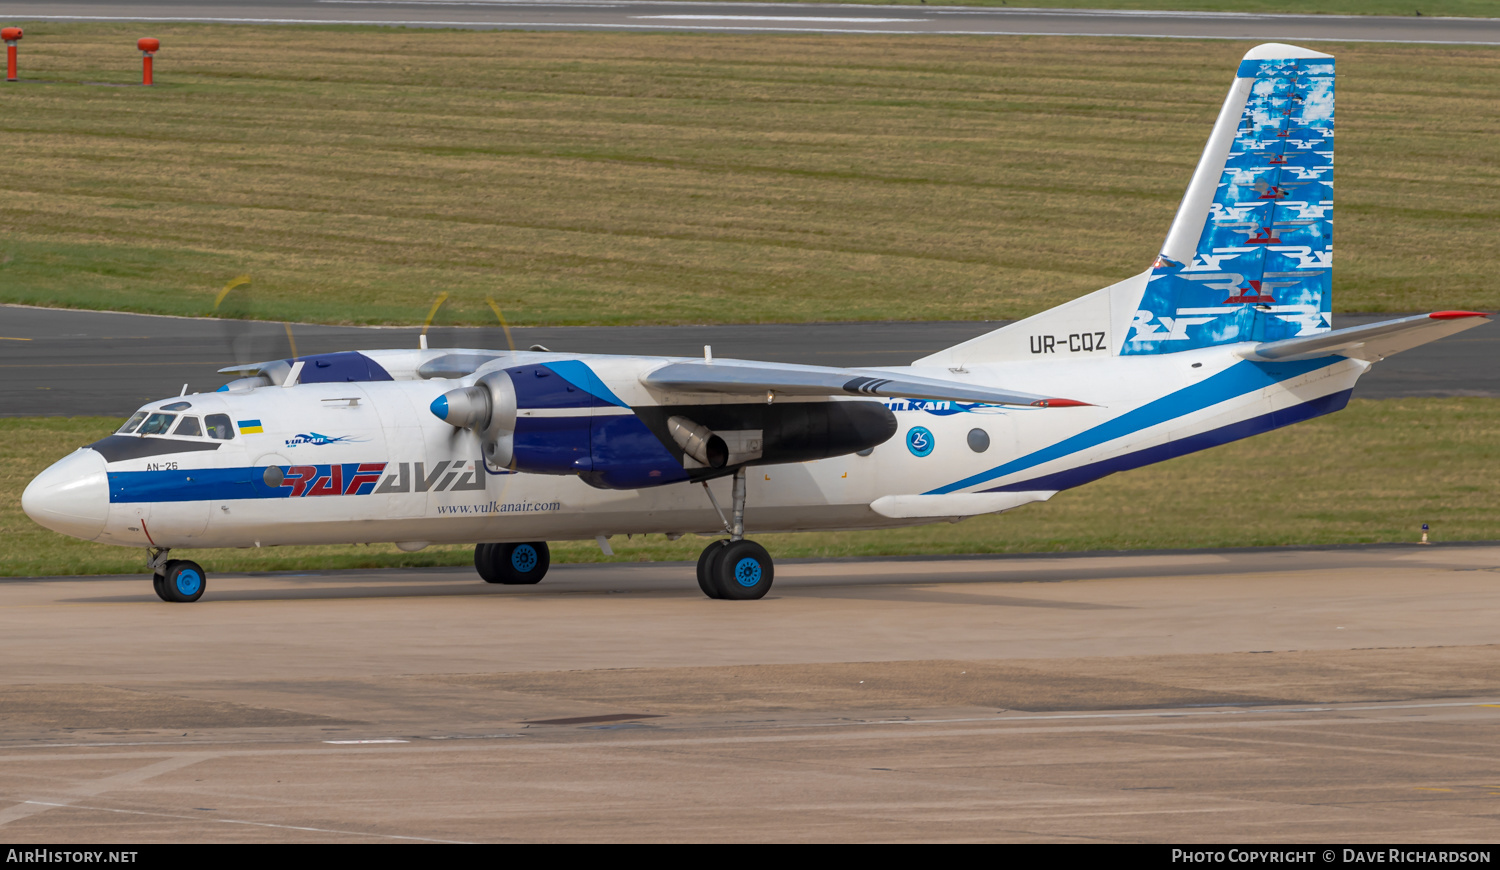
[
  {"xmin": 138, "ymin": 413, "xmax": 176, "ymax": 436},
  {"xmin": 116, "ymin": 412, "xmax": 148, "ymax": 434}
]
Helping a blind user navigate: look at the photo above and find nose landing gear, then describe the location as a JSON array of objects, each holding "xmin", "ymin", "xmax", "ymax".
[
  {"xmin": 148, "ymin": 549, "xmax": 206, "ymax": 603},
  {"xmin": 695, "ymin": 468, "xmax": 774, "ymax": 600}
]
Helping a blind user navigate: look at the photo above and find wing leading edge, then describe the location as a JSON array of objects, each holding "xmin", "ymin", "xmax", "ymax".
[{"xmin": 642, "ymin": 359, "xmax": 1088, "ymax": 407}]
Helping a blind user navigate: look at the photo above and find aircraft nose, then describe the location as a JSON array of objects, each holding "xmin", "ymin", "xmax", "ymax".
[{"xmin": 22, "ymin": 449, "xmax": 110, "ymax": 542}]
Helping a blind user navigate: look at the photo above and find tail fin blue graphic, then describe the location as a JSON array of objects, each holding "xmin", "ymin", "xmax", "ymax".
[{"xmin": 1123, "ymin": 44, "xmax": 1334, "ymax": 355}]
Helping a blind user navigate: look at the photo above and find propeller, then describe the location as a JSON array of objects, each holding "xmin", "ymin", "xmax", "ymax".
[
  {"xmin": 211, "ymin": 275, "xmax": 304, "ymax": 388},
  {"xmin": 419, "ymin": 291, "xmax": 518, "ymax": 353},
  {"xmin": 209, "ymin": 275, "xmax": 529, "ymax": 388}
]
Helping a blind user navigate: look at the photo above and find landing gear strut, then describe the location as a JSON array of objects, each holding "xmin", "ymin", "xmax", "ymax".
[
  {"xmin": 475, "ymin": 541, "xmax": 551, "ymax": 585},
  {"xmin": 148, "ymin": 548, "xmax": 206, "ymax": 603},
  {"xmin": 696, "ymin": 468, "xmax": 774, "ymax": 600}
]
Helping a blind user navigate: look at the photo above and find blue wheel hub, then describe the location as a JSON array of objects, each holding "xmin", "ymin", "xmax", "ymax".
[
  {"xmin": 511, "ymin": 545, "xmax": 538, "ymax": 573},
  {"xmin": 176, "ymin": 569, "xmax": 201, "ymax": 596},
  {"xmin": 733, "ymin": 557, "xmax": 763, "ymax": 588}
]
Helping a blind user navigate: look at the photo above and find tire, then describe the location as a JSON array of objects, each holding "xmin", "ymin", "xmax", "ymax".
[
  {"xmin": 696, "ymin": 541, "xmax": 729, "ymax": 599},
  {"xmin": 161, "ymin": 560, "xmax": 206, "ymax": 603},
  {"xmin": 711, "ymin": 540, "xmax": 773, "ymax": 601},
  {"xmin": 152, "ymin": 571, "xmax": 170, "ymax": 602},
  {"xmin": 474, "ymin": 543, "xmax": 503, "ymax": 584},
  {"xmin": 493, "ymin": 542, "xmax": 550, "ymax": 585}
]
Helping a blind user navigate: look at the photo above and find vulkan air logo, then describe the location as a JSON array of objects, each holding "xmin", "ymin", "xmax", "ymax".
[
  {"xmin": 285, "ymin": 432, "xmax": 366, "ymax": 448},
  {"xmin": 275, "ymin": 461, "xmax": 487, "ymax": 497}
]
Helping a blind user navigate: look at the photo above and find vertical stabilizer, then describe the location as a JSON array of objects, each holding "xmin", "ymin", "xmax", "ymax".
[
  {"xmin": 1125, "ymin": 44, "xmax": 1335, "ymax": 354},
  {"xmin": 916, "ymin": 45, "xmax": 1335, "ymax": 370}
]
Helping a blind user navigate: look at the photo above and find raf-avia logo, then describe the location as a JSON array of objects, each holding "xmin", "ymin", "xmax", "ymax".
[
  {"xmin": 285, "ymin": 432, "xmax": 366, "ymax": 448},
  {"xmin": 274, "ymin": 461, "xmax": 487, "ymax": 497},
  {"xmin": 906, "ymin": 426, "xmax": 934, "ymax": 458}
]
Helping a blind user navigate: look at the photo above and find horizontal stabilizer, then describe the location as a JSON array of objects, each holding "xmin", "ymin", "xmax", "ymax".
[
  {"xmin": 870, "ymin": 491, "xmax": 1055, "ymax": 519},
  {"xmin": 1241, "ymin": 311, "xmax": 1489, "ymax": 362},
  {"xmin": 643, "ymin": 359, "xmax": 1087, "ymax": 407}
]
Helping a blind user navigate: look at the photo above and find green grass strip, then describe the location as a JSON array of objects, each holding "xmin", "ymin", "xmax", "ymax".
[{"xmin": 0, "ymin": 26, "xmax": 1497, "ymax": 325}]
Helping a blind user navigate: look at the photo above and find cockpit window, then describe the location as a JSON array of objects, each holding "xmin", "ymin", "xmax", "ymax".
[
  {"xmin": 205, "ymin": 414, "xmax": 235, "ymax": 440},
  {"xmin": 162, "ymin": 401, "xmax": 192, "ymax": 411},
  {"xmin": 117, "ymin": 412, "xmax": 148, "ymax": 434},
  {"xmin": 138, "ymin": 413, "xmax": 176, "ymax": 436},
  {"xmin": 172, "ymin": 416, "xmax": 203, "ymax": 437}
]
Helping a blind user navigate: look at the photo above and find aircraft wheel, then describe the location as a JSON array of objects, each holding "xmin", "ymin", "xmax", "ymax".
[
  {"xmin": 152, "ymin": 571, "xmax": 170, "ymax": 602},
  {"xmin": 712, "ymin": 540, "xmax": 773, "ymax": 601},
  {"xmin": 160, "ymin": 560, "xmax": 206, "ymax": 603},
  {"xmin": 474, "ymin": 543, "xmax": 502, "ymax": 584},
  {"xmin": 695, "ymin": 540, "xmax": 729, "ymax": 599},
  {"xmin": 490, "ymin": 542, "xmax": 550, "ymax": 585}
]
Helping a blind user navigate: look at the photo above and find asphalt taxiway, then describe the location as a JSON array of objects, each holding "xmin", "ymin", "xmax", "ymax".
[
  {"xmin": 1, "ymin": 305, "xmax": 1493, "ymax": 417},
  {"xmin": 2, "ymin": 545, "xmax": 1500, "ymax": 842},
  {"xmin": 0, "ymin": 1, "xmax": 1493, "ymax": 44}
]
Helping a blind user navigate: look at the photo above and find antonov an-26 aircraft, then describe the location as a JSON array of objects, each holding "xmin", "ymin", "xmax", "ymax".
[{"xmin": 22, "ymin": 44, "xmax": 1489, "ymax": 603}]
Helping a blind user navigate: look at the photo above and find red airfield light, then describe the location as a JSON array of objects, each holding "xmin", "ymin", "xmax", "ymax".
[
  {"xmin": 2, "ymin": 27, "xmax": 21, "ymax": 83},
  {"xmin": 137, "ymin": 37, "xmax": 159, "ymax": 86}
]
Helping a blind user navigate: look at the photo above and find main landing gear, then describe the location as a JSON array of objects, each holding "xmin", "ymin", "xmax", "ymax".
[
  {"xmin": 475, "ymin": 541, "xmax": 551, "ymax": 585},
  {"xmin": 148, "ymin": 548, "xmax": 206, "ymax": 603},
  {"xmin": 695, "ymin": 468, "xmax": 774, "ymax": 601}
]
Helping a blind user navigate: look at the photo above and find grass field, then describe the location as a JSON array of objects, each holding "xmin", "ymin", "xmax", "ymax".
[
  {"xmin": 0, "ymin": 26, "xmax": 1497, "ymax": 327},
  {"xmin": 5, "ymin": 398, "xmax": 1496, "ymax": 577}
]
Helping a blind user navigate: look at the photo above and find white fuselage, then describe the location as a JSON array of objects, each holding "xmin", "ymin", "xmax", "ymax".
[{"xmin": 23, "ymin": 344, "xmax": 1368, "ymax": 551}]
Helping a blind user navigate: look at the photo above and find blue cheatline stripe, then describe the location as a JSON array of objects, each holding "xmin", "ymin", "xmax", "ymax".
[
  {"xmin": 545, "ymin": 360, "xmax": 630, "ymax": 408},
  {"xmin": 925, "ymin": 358, "xmax": 1340, "ymax": 496},
  {"xmin": 987, "ymin": 389, "xmax": 1352, "ymax": 494},
  {"xmin": 108, "ymin": 463, "xmax": 392, "ymax": 503},
  {"xmin": 109, "ymin": 467, "xmax": 287, "ymax": 503}
]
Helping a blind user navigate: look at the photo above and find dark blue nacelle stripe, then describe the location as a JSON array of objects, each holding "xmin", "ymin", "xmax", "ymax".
[
  {"xmin": 508, "ymin": 364, "xmax": 594, "ymax": 410},
  {"xmin": 926, "ymin": 358, "xmax": 1340, "ymax": 496},
  {"xmin": 297, "ymin": 352, "xmax": 394, "ymax": 384},
  {"xmin": 987, "ymin": 389, "xmax": 1351, "ymax": 494}
]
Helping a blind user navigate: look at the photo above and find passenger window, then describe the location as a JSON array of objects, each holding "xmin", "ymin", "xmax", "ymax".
[
  {"xmin": 205, "ymin": 414, "xmax": 235, "ymax": 441},
  {"xmin": 138, "ymin": 413, "xmax": 176, "ymax": 436},
  {"xmin": 117, "ymin": 412, "xmax": 148, "ymax": 434},
  {"xmin": 173, "ymin": 416, "xmax": 203, "ymax": 437}
]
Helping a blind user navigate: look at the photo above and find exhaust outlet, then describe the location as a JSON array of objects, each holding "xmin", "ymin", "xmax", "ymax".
[{"xmin": 667, "ymin": 416, "xmax": 728, "ymax": 469}]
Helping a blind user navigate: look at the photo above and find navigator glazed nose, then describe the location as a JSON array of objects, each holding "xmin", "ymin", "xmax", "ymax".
[{"xmin": 22, "ymin": 448, "xmax": 109, "ymax": 541}]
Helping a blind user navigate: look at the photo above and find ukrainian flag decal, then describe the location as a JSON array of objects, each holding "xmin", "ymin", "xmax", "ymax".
[{"xmin": 238, "ymin": 419, "xmax": 264, "ymax": 434}]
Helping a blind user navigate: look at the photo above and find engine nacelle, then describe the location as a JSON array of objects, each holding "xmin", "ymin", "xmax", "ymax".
[
  {"xmin": 433, "ymin": 360, "xmax": 896, "ymax": 490},
  {"xmin": 430, "ymin": 371, "xmax": 517, "ymax": 468}
]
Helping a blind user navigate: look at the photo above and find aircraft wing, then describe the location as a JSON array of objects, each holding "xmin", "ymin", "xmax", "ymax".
[
  {"xmin": 641, "ymin": 359, "xmax": 1087, "ymax": 407},
  {"xmin": 1241, "ymin": 311, "xmax": 1489, "ymax": 363}
]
